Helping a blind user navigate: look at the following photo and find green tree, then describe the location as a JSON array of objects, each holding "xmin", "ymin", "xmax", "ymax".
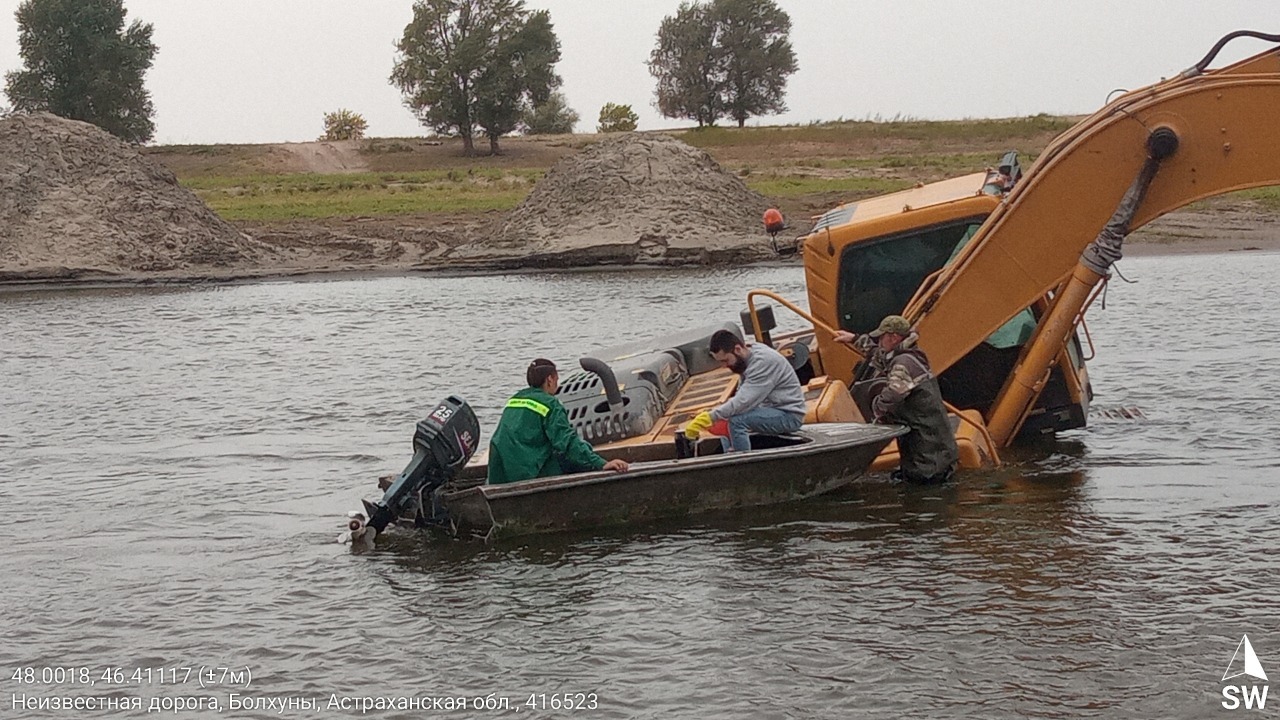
[
  {"xmin": 522, "ymin": 91, "xmax": 579, "ymax": 135},
  {"xmin": 3, "ymin": 0, "xmax": 157, "ymax": 143},
  {"xmin": 597, "ymin": 103, "xmax": 638, "ymax": 133},
  {"xmin": 714, "ymin": 0, "xmax": 796, "ymax": 127},
  {"xmin": 648, "ymin": 2, "xmax": 720, "ymax": 127},
  {"xmin": 390, "ymin": 0, "xmax": 562, "ymax": 156},
  {"xmin": 321, "ymin": 109, "xmax": 369, "ymax": 141},
  {"xmin": 473, "ymin": 8, "xmax": 561, "ymax": 153},
  {"xmin": 647, "ymin": 0, "xmax": 796, "ymax": 128}
]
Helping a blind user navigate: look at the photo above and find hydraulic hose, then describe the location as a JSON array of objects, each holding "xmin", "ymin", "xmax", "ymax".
[
  {"xmin": 1080, "ymin": 127, "xmax": 1179, "ymax": 275},
  {"xmin": 1187, "ymin": 30, "xmax": 1280, "ymax": 75}
]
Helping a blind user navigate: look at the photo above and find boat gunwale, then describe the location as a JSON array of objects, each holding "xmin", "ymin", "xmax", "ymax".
[{"xmin": 450, "ymin": 422, "xmax": 906, "ymax": 502}]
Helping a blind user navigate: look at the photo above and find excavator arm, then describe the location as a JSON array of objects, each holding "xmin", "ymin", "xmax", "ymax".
[{"xmin": 906, "ymin": 38, "xmax": 1280, "ymax": 378}]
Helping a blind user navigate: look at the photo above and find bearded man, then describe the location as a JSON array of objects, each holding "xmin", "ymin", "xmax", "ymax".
[{"xmin": 683, "ymin": 329, "xmax": 807, "ymax": 452}]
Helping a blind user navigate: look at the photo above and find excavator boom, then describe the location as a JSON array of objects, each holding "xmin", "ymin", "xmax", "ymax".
[{"xmin": 905, "ymin": 41, "xmax": 1280, "ymax": 374}]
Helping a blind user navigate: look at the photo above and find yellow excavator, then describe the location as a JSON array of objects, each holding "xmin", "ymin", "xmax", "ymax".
[
  {"xmin": 727, "ymin": 30, "xmax": 1280, "ymax": 467},
  {"xmin": 480, "ymin": 32, "xmax": 1280, "ymax": 476}
]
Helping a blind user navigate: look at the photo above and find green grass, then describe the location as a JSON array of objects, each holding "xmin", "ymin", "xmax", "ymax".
[
  {"xmin": 759, "ymin": 151, "xmax": 1013, "ymax": 174},
  {"xmin": 1185, "ymin": 187, "xmax": 1280, "ymax": 214},
  {"xmin": 174, "ymin": 114, "xmax": 1280, "ymax": 223},
  {"xmin": 186, "ymin": 169, "xmax": 918, "ymax": 220},
  {"xmin": 1238, "ymin": 186, "xmax": 1280, "ymax": 212},
  {"xmin": 185, "ymin": 169, "xmax": 544, "ymax": 221},
  {"xmin": 202, "ymin": 188, "xmax": 529, "ymax": 221},
  {"xmin": 182, "ymin": 168, "xmax": 544, "ymax": 191},
  {"xmin": 154, "ymin": 144, "xmax": 238, "ymax": 156},
  {"xmin": 678, "ymin": 114, "xmax": 1076, "ymax": 148}
]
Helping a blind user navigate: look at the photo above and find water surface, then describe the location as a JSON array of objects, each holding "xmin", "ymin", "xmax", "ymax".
[{"xmin": 2, "ymin": 257, "xmax": 1278, "ymax": 718}]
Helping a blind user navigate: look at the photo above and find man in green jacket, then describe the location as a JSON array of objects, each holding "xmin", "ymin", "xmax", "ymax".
[{"xmin": 487, "ymin": 358, "xmax": 630, "ymax": 485}]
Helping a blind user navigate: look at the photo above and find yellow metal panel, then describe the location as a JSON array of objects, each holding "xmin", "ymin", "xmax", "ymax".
[
  {"xmin": 803, "ymin": 378, "xmax": 863, "ymax": 423},
  {"xmin": 846, "ymin": 173, "xmax": 988, "ymax": 223},
  {"xmin": 638, "ymin": 368, "xmax": 738, "ymax": 446}
]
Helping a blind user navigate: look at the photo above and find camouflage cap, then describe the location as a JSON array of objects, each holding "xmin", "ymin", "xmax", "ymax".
[{"xmin": 868, "ymin": 314, "xmax": 912, "ymax": 338}]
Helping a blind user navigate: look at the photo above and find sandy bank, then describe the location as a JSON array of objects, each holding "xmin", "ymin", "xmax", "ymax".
[
  {"xmin": 4, "ymin": 114, "xmax": 1278, "ymax": 288},
  {"xmin": 4, "ymin": 197, "xmax": 1277, "ymax": 288}
]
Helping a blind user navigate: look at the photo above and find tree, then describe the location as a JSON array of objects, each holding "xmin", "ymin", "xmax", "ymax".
[
  {"xmin": 647, "ymin": 0, "xmax": 796, "ymax": 128},
  {"xmin": 597, "ymin": 103, "xmax": 638, "ymax": 133},
  {"xmin": 321, "ymin": 109, "xmax": 369, "ymax": 141},
  {"xmin": 3, "ymin": 0, "xmax": 157, "ymax": 143},
  {"xmin": 390, "ymin": 0, "xmax": 563, "ymax": 156},
  {"xmin": 714, "ymin": 0, "xmax": 797, "ymax": 127},
  {"xmin": 473, "ymin": 9, "xmax": 561, "ymax": 153},
  {"xmin": 648, "ymin": 2, "xmax": 721, "ymax": 128},
  {"xmin": 522, "ymin": 91, "xmax": 579, "ymax": 135}
]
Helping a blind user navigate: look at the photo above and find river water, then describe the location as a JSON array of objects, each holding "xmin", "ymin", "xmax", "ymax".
[{"xmin": 2, "ymin": 254, "xmax": 1278, "ymax": 719}]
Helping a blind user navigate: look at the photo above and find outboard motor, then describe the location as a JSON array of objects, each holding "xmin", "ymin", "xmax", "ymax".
[{"xmin": 355, "ymin": 396, "xmax": 480, "ymax": 538}]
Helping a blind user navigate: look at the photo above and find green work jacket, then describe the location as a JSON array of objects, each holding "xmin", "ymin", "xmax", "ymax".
[{"xmin": 486, "ymin": 387, "xmax": 606, "ymax": 485}]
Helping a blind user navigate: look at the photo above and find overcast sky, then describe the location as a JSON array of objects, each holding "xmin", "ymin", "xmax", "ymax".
[{"xmin": 1, "ymin": 0, "xmax": 1276, "ymax": 145}]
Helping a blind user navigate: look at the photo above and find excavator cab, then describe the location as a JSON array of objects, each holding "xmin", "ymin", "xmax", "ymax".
[{"xmin": 804, "ymin": 162, "xmax": 1091, "ymax": 443}]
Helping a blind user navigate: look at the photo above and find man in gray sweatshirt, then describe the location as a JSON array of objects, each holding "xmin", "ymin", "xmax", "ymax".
[{"xmin": 684, "ymin": 329, "xmax": 807, "ymax": 452}]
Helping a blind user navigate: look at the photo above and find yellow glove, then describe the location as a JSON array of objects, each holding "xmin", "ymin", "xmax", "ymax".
[{"xmin": 684, "ymin": 411, "xmax": 714, "ymax": 439}]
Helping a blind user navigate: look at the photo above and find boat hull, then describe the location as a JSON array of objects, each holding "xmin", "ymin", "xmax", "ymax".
[{"xmin": 441, "ymin": 423, "xmax": 904, "ymax": 538}]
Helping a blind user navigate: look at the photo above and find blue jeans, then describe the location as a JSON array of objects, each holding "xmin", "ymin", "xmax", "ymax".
[{"xmin": 723, "ymin": 407, "xmax": 804, "ymax": 452}]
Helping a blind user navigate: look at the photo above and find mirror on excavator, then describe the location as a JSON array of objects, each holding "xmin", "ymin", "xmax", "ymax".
[{"xmin": 982, "ymin": 151, "xmax": 1023, "ymax": 195}]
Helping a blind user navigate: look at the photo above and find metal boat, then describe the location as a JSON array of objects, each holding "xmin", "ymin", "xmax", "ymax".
[
  {"xmin": 441, "ymin": 422, "xmax": 904, "ymax": 539},
  {"xmin": 343, "ymin": 393, "xmax": 903, "ymax": 542}
]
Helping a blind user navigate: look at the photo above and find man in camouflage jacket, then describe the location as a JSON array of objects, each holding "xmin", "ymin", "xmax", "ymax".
[{"xmin": 835, "ymin": 315, "xmax": 959, "ymax": 483}]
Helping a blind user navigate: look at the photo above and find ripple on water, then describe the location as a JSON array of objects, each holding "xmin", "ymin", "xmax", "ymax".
[{"xmin": 2, "ymin": 259, "xmax": 1280, "ymax": 718}]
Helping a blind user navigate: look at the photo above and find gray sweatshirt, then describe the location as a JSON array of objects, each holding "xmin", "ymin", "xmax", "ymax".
[{"xmin": 711, "ymin": 345, "xmax": 807, "ymax": 420}]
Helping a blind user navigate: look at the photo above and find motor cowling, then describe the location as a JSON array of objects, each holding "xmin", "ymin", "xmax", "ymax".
[
  {"xmin": 414, "ymin": 396, "xmax": 481, "ymax": 472},
  {"xmin": 362, "ymin": 396, "xmax": 480, "ymax": 534}
]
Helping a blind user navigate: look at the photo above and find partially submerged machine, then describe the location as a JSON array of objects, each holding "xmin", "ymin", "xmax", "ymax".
[
  {"xmin": 348, "ymin": 32, "xmax": 1280, "ymax": 541},
  {"xmin": 776, "ymin": 30, "xmax": 1280, "ymax": 449}
]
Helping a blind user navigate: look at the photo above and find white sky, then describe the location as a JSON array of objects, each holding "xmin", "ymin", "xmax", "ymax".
[{"xmin": 0, "ymin": 0, "xmax": 1276, "ymax": 145}]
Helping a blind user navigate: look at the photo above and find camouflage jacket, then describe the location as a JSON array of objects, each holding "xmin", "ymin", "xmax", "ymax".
[
  {"xmin": 851, "ymin": 332, "xmax": 933, "ymax": 419},
  {"xmin": 852, "ymin": 332, "xmax": 958, "ymax": 481},
  {"xmin": 873, "ymin": 335, "xmax": 932, "ymax": 420}
]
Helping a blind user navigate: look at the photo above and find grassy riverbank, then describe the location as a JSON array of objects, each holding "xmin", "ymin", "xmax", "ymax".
[
  {"xmin": 146, "ymin": 115, "xmax": 1280, "ymax": 226},
  {"xmin": 144, "ymin": 117, "xmax": 1068, "ymax": 223},
  {"xmin": 182, "ymin": 169, "xmax": 541, "ymax": 221}
]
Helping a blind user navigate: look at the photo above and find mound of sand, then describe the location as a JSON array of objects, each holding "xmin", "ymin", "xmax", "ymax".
[
  {"xmin": 457, "ymin": 133, "xmax": 773, "ymax": 265},
  {"xmin": 0, "ymin": 112, "xmax": 268, "ymax": 280}
]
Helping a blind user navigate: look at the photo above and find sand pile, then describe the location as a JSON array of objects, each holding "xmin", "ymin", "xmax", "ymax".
[
  {"xmin": 0, "ymin": 112, "xmax": 267, "ymax": 279},
  {"xmin": 459, "ymin": 133, "xmax": 772, "ymax": 265}
]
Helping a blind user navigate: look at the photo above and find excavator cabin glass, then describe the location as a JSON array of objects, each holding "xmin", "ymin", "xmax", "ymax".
[{"xmin": 835, "ymin": 218, "xmax": 985, "ymax": 334}]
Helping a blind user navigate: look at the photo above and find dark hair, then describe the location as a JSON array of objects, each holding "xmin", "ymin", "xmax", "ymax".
[
  {"xmin": 526, "ymin": 358, "xmax": 557, "ymax": 388},
  {"xmin": 708, "ymin": 329, "xmax": 743, "ymax": 355}
]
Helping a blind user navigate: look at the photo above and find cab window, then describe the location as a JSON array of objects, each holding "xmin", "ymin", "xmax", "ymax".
[{"xmin": 836, "ymin": 219, "xmax": 983, "ymax": 333}]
